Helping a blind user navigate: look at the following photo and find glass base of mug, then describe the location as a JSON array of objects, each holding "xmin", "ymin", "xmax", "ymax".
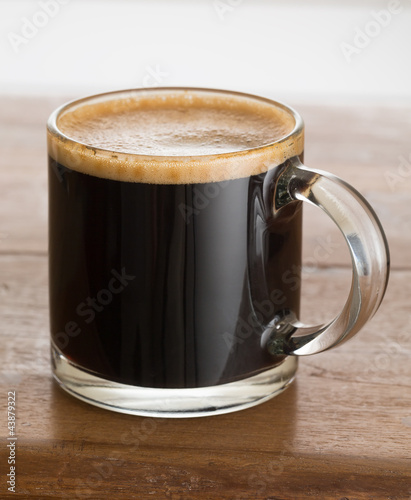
[{"xmin": 51, "ymin": 343, "xmax": 298, "ymax": 418}]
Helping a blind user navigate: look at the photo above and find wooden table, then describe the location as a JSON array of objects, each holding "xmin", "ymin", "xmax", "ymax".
[{"xmin": 1, "ymin": 96, "xmax": 410, "ymax": 499}]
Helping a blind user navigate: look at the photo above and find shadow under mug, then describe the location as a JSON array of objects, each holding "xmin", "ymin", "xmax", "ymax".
[{"xmin": 47, "ymin": 88, "xmax": 390, "ymax": 417}]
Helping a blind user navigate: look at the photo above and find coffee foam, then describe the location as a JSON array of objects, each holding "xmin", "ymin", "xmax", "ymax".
[{"xmin": 47, "ymin": 89, "xmax": 304, "ymax": 184}]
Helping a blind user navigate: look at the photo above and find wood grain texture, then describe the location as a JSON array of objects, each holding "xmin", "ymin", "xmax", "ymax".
[{"xmin": 0, "ymin": 97, "xmax": 410, "ymax": 499}]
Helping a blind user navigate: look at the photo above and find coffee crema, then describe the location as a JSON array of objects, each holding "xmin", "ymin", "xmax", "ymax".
[{"xmin": 47, "ymin": 89, "xmax": 303, "ymax": 184}]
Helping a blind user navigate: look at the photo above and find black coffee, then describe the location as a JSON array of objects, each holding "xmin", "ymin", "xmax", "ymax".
[{"xmin": 48, "ymin": 89, "xmax": 303, "ymax": 388}]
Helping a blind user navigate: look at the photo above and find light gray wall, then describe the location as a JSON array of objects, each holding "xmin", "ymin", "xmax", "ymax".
[{"xmin": 1, "ymin": 0, "xmax": 409, "ymax": 103}]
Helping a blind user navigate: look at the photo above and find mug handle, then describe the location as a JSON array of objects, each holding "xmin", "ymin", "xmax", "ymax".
[{"xmin": 267, "ymin": 156, "xmax": 390, "ymax": 356}]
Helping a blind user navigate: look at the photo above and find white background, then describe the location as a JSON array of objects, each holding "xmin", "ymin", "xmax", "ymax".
[{"xmin": 0, "ymin": 0, "xmax": 410, "ymax": 104}]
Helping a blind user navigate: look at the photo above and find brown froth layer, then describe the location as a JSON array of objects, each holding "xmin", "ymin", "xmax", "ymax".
[{"xmin": 47, "ymin": 89, "xmax": 303, "ymax": 184}]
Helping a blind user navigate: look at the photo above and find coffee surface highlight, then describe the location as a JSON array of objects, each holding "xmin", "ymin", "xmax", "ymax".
[{"xmin": 48, "ymin": 89, "xmax": 303, "ymax": 184}]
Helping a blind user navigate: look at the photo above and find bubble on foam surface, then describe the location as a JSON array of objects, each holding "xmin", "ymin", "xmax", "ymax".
[{"xmin": 58, "ymin": 107, "xmax": 292, "ymax": 156}]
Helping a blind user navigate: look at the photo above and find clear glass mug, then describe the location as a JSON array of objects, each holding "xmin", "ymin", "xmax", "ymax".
[{"xmin": 47, "ymin": 88, "xmax": 389, "ymax": 417}]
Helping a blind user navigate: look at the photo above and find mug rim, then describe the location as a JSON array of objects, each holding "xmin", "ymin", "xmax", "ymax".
[{"xmin": 47, "ymin": 87, "xmax": 304, "ymax": 161}]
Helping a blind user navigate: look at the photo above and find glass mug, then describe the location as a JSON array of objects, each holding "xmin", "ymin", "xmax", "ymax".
[{"xmin": 47, "ymin": 88, "xmax": 389, "ymax": 417}]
